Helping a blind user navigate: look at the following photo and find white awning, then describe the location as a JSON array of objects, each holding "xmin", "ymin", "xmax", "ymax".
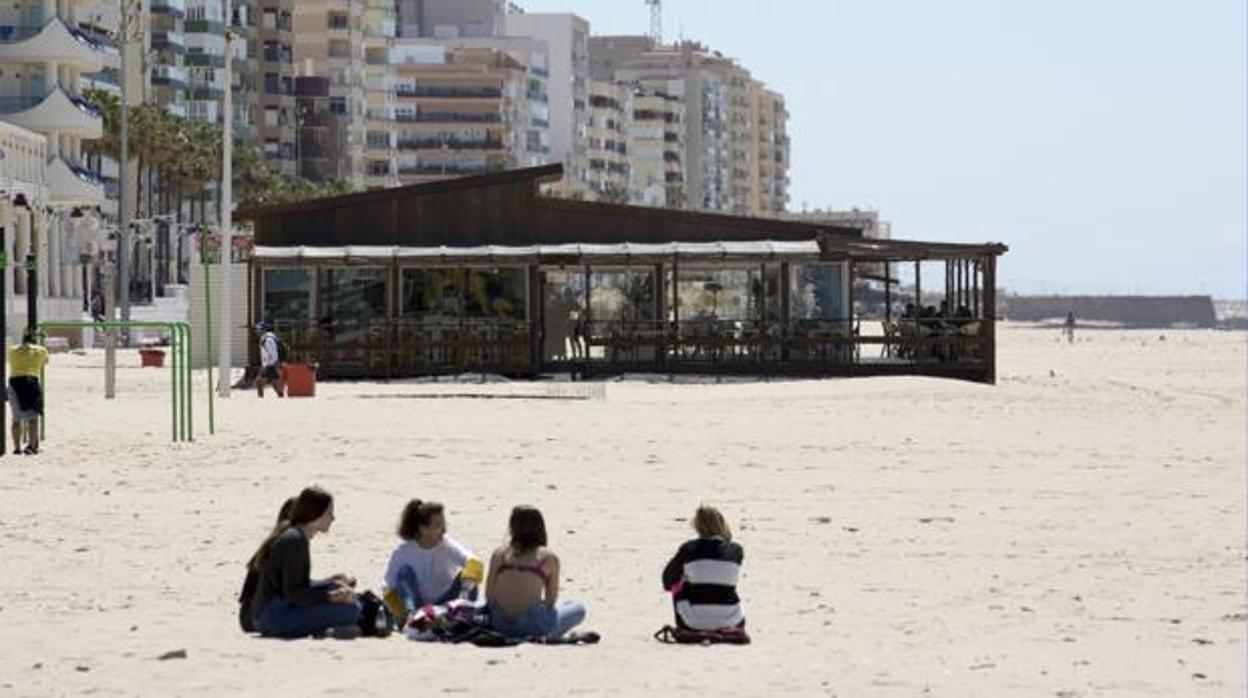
[{"xmin": 252, "ymin": 240, "xmax": 823, "ymax": 262}]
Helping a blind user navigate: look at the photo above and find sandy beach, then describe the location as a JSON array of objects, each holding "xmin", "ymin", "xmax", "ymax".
[{"xmin": 0, "ymin": 324, "xmax": 1242, "ymax": 697}]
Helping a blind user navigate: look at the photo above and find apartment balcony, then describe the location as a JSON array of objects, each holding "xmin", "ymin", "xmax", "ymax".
[
  {"xmin": 397, "ymin": 138, "xmax": 504, "ymax": 152},
  {"xmin": 396, "ymin": 86, "xmax": 503, "ymax": 99},
  {"xmin": 396, "ymin": 112, "xmax": 502, "ymax": 124},
  {"xmin": 47, "ymin": 156, "xmax": 104, "ymax": 205},
  {"xmin": 397, "ymin": 162, "xmax": 501, "ymax": 177},
  {"xmin": 151, "ymin": 65, "xmax": 188, "ymax": 90},
  {"xmin": 0, "ymin": 86, "xmax": 101, "ymax": 137},
  {"xmin": 0, "ymin": 17, "xmax": 107, "ymax": 72},
  {"xmin": 151, "ymin": 0, "xmax": 187, "ymax": 16},
  {"xmin": 151, "ymin": 30, "xmax": 186, "ymax": 54}
]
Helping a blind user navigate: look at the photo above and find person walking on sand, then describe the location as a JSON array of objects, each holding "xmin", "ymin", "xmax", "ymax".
[
  {"xmin": 1064, "ymin": 311, "xmax": 1076, "ymax": 344},
  {"xmin": 255, "ymin": 322, "xmax": 285, "ymax": 398},
  {"xmin": 7, "ymin": 330, "xmax": 48, "ymax": 455}
]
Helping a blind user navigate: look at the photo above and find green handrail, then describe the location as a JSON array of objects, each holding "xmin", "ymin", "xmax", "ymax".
[{"xmin": 35, "ymin": 321, "xmax": 212, "ymax": 443}]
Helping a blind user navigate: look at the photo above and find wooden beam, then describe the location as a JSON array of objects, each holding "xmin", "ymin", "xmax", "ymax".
[{"xmin": 982, "ymin": 255, "xmax": 997, "ymax": 384}]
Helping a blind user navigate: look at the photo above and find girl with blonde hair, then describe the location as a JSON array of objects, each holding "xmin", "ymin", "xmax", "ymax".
[{"xmin": 661, "ymin": 504, "xmax": 745, "ymax": 631}]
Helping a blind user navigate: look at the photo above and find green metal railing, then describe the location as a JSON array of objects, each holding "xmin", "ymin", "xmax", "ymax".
[{"xmin": 36, "ymin": 321, "xmax": 214, "ymax": 443}]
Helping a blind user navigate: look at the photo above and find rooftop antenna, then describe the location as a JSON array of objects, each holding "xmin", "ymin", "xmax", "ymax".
[{"xmin": 646, "ymin": 0, "xmax": 662, "ymax": 44}]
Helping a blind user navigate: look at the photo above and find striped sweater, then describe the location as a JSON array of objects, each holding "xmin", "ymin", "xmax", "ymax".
[{"xmin": 661, "ymin": 536, "xmax": 744, "ymax": 630}]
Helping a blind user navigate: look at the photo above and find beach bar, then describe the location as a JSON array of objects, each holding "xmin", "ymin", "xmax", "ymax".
[{"xmin": 238, "ymin": 165, "xmax": 1008, "ymax": 383}]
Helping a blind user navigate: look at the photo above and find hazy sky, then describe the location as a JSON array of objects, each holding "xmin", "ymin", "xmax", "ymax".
[{"xmin": 517, "ymin": 0, "xmax": 1246, "ymax": 298}]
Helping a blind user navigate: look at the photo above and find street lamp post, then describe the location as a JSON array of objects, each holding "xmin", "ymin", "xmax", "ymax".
[{"xmin": 217, "ymin": 7, "xmax": 235, "ymax": 398}]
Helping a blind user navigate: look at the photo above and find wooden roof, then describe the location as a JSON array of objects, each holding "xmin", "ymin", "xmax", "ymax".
[{"xmin": 236, "ymin": 164, "xmax": 867, "ymax": 248}]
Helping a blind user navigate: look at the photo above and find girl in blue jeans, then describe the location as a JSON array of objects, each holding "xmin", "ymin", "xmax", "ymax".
[
  {"xmin": 485, "ymin": 505, "xmax": 586, "ymax": 639},
  {"xmin": 247, "ymin": 486, "xmax": 362, "ymax": 638}
]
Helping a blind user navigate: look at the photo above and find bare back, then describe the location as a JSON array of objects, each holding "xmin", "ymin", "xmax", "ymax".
[{"xmin": 486, "ymin": 546, "xmax": 560, "ymax": 617}]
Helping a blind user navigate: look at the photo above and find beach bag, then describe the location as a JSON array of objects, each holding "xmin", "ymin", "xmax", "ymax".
[
  {"xmin": 404, "ymin": 599, "xmax": 481, "ymax": 641},
  {"xmin": 653, "ymin": 624, "xmax": 751, "ymax": 645},
  {"xmin": 357, "ymin": 590, "xmax": 393, "ymax": 637}
]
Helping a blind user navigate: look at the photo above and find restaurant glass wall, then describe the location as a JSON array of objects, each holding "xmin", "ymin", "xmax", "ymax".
[
  {"xmin": 465, "ymin": 267, "xmax": 527, "ymax": 321},
  {"xmin": 543, "ymin": 270, "xmax": 587, "ymax": 362},
  {"xmin": 262, "ymin": 268, "xmax": 314, "ymax": 323},
  {"xmin": 401, "ymin": 268, "xmax": 463, "ymax": 321},
  {"xmin": 587, "ymin": 267, "xmax": 658, "ymax": 361}
]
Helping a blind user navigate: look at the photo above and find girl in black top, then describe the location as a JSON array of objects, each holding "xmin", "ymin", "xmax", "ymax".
[
  {"xmin": 247, "ymin": 487, "xmax": 361, "ymax": 638},
  {"xmin": 238, "ymin": 496, "xmax": 296, "ymax": 632},
  {"xmin": 662, "ymin": 504, "xmax": 745, "ymax": 630}
]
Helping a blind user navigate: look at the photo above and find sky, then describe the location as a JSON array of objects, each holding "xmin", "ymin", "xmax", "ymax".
[{"xmin": 516, "ymin": 0, "xmax": 1247, "ymax": 298}]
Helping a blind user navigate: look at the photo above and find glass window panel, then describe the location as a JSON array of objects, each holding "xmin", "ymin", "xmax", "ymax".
[
  {"xmin": 589, "ymin": 269, "xmax": 656, "ymax": 322},
  {"xmin": 319, "ymin": 267, "xmax": 388, "ymax": 325},
  {"xmin": 790, "ymin": 263, "xmax": 845, "ymax": 322},
  {"xmin": 401, "ymin": 268, "xmax": 463, "ymax": 321},
  {"xmin": 262, "ymin": 268, "xmax": 312, "ymax": 322},
  {"xmin": 674, "ymin": 267, "xmax": 757, "ymax": 322},
  {"xmin": 464, "ymin": 267, "xmax": 526, "ymax": 321}
]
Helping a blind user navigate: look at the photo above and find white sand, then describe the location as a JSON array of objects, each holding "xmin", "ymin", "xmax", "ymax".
[{"xmin": 0, "ymin": 325, "xmax": 1243, "ymax": 696}]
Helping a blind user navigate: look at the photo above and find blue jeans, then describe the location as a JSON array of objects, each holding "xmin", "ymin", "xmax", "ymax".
[
  {"xmin": 255, "ymin": 598, "xmax": 362, "ymax": 639},
  {"xmin": 395, "ymin": 566, "xmax": 468, "ymax": 610},
  {"xmin": 488, "ymin": 600, "xmax": 586, "ymax": 640}
]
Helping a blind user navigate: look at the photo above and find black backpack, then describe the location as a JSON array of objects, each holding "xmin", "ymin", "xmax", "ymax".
[
  {"xmin": 274, "ymin": 335, "xmax": 289, "ymax": 363},
  {"xmin": 357, "ymin": 590, "xmax": 393, "ymax": 637}
]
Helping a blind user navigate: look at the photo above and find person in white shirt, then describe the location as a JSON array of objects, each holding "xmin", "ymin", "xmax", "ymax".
[
  {"xmin": 383, "ymin": 500, "xmax": 479, "ymax": 617},
  {"xmin": 255, "ymin": 322, "xmax": 285, "ymax": 398}
]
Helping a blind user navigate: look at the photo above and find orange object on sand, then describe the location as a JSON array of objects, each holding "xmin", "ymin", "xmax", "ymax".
[
  {"xmin": 139, "ymin": 349, "xmax": 165, "ymax": 368},
  {"xmin": 282, "ymin": 363, "xmax": 316, "ymax": 397}
]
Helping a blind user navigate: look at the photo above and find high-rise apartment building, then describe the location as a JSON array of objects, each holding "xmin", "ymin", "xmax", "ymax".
[
  {"xmin": 240, "ymin": 1, "xmax": 296, "ymax": 175},
  {"xmin": 585, "ymin": 80, "xmax": 628, "ymax": 201},
  {"xmin": 625, "ymin": 79, "xmax": 685, "ymax": 209},
  {"xmin": 501, "ymin": 12, "xmax": 588, "ymax": 195},
  {"xmin": 390, "ymin": 44, "xmax": 542, "ymax": 185},
  {"xmin": 293, "ymin": 0, "xmax": 397, "ymax": 190},
  {"xmin": 185, "ymin": 0, "xmax": 229, "ymax": 125},
  {"xmin": 394, "ymin": 0, "xmax": 504, "ymax": 39},
  {"xmin": 590, "ymin": 38, "xmax": 791, "ymax": 217},
  {"xmin": 361, "ymin": 0, "xmax": 397, "ymax": 189},
  {"xmin": 150, "ymin": 0, "xmax": 187, "ymax": 118},
  {"xmin": 749, "ymin": 85, "xmax": 789, "ymax": 216}
]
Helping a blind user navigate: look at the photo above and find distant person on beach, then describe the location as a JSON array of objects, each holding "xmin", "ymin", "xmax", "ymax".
[
  {"xmin": 238, "ymin": 496, "xmax": 296, "ymax": 632},
  {"xmin": 485, "ymin": 505, "xmax": 586, "ymax": 640},
  {"xmin": 254, "ymin": 322, "xmax": 285, "ymax": 398},
  {"xmin": 662, "ymin": 504, "xmax": 745, "ymax": 631},
  {"xmin": 7, "ymin": 330, "xmax": 48, "ymax": 455},
  {"xmin": 247, "ymin": 486, "xmax": 361, "ymax": 638},
  {"xmin": 1064, "ymin": 311, "xmax": 1076, "ymax": 344},
  {"xmin": 382, "ymin": 500, "xmax": 480, "ymax": 621}
]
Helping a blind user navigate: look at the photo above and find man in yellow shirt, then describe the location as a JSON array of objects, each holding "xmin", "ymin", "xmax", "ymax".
[{"xmin": 8, "ymin": 330, "xmax": 48, "ymax": 455}]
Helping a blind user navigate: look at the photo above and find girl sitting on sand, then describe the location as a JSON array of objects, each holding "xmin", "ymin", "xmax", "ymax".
[
  {"xmin": 485, "ymin": 505, "xmax": 586, "ymax": 640},
  {"xmin": 383, "ymin": 500, "xmax": 480, "ymax": 617},
  {"xmin": 238, "ymin": 495, "xmax": 296, "ymax": 633},
  {"xmin": 662, "ymin": 504, "xmax": 745, "ymax": 631},
  {"xmin": 248, "ymin": 486, "xmax": 362, "ymax": 638}
]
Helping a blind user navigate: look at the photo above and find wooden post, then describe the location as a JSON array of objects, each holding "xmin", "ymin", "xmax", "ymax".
[
  {"xmin": 973, "ymin": 261, "xmax": 980, "ymax": 317},
  {"xmin": 884, "ymin": 261, "xmax": 892, "ymax": 322},
  {"xmin": 670, "ymin": 256, "xmax": 679, "ymax": 364},
  {"xmin": 914, "ymin": 260, "xmax": 921, "ymax": 311},
  {"xmin": 982, "ymin": 255, "xmax": 997, "ymax": 384},
  {"xmin": 780, "ymin": 262, "xmax": 791, "ymax": 361},
  {"xmin": 654, "ymin": 262, "xmax": 665, "ymax": 368},
  {"xmin": 528, "ymin": 265, "xmax": 542, "ymax": 375}
]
